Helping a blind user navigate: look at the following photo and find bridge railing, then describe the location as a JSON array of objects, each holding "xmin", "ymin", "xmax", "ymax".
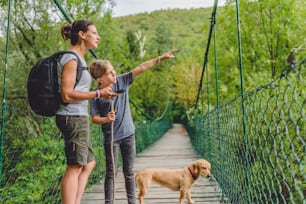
[
  {"xmin": 0, "ymin": 112, "xmax": 171, "ymax": 203},
  {"xmin": 187, "ymin": 60, "xmax": 305, "ymax": 203}
]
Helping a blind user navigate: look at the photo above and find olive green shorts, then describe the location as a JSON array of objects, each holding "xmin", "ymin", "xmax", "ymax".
[{"xmin": 56, "ymin": 115, "xmax": 95, "ymax": 166}]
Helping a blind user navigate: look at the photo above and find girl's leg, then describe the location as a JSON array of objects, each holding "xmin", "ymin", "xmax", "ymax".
[
  {"xmin": 120, "ymin": 135, "xmax": 136, "ymax": 204},
  {"xmin": 104, "ymin": 142, "xmax": 119, "ymax": 204}
]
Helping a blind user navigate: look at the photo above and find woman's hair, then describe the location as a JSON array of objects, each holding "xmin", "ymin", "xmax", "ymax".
[
  {"xmin": 60, "ymin": 20, "xmax": 94, "ymax": 46},
  {"xmin": 89, "ymin": 60, "xmax": 112, "ymax": 80}
]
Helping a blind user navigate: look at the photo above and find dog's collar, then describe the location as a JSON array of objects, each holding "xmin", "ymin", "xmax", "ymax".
[{"xmin": 188, "ymin": 167, "xmax": 197, "ymax": 180}]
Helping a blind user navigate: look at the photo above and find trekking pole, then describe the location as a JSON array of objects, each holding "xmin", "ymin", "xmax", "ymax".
[
  {"xmin": 110, "ymin": 99, "xmax": 116, "ymax": 203},
  {"xmin": 110, "ymin": 90, "xmax": 124, "ymax": 203}
]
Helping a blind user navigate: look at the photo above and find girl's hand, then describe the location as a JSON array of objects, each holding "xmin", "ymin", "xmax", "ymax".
[
  {"xmin": 161, "ymin": 49, "xmax": 179, "ymax": 60},
  {"xmin": 107, "ymin": 110, "xmax": 116, "ymax": 122}
]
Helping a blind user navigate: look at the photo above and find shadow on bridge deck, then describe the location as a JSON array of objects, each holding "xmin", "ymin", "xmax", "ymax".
[{"xmin": 81, "ymin": 123, "xmax": 224, "ymax": 204}]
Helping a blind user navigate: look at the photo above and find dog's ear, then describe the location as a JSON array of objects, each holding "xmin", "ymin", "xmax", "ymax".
[{"xmin": 192, "ymin": 162, "xmax": 199, "ymax": 176}]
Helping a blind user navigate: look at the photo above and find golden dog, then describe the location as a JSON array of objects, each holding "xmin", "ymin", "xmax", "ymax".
[{"xmin": 135, "ymin": 159, "xmax": 211, "ymax": 204}]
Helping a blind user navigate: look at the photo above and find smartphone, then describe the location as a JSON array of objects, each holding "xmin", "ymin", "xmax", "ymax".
[{"xmin": 115, "ymin": 90, "xmax": 125, "ymax": 94}]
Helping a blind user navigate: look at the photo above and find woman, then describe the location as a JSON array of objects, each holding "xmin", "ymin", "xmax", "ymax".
[{"xmin": 56, "ymin": 20, "xmax": 116, "ymax": 204}]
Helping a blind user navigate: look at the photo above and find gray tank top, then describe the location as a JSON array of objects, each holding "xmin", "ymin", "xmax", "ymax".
[{"xmin": 56, "ymin": 52, "xmax": 92, "ymax": 116}]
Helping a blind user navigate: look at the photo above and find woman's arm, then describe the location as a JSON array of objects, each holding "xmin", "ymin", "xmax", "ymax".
[{"xmin": 61, "ymin": 59, "xmax": 116, "ymax": 103}]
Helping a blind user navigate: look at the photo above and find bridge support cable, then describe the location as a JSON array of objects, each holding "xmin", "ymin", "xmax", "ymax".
[
  {"xmin": 195, "ymin": 0, "xmax": 218, "ymax": 108},
  {"xmin": 195, "ymin": 0, "xmax": 226, "ymax": 201},
  {"xmin": 129, "ymin": 97, "xmax": 171, "ymax": 121},
  {"xmin": 212, "ymin": 13, "xmax": 225, "ymax": 202},
  {"xmin": 0, "ymin": 0, "xmax": 12, "ymax": 186},
  {"xmin": 234, "ymin": 0, "xmax": 251, "ymax": 203},
  {"xmin": 205, "ymin": 61, "xmax": 212, "ymax": 161}
]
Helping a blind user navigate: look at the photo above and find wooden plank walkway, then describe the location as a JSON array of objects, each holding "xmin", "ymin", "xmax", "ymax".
[{"xmin": 81, "ymin": 123, "xmax": 224, "ymax": 204}]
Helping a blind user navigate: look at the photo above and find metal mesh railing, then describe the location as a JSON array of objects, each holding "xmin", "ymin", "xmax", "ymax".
[
  {"xmin": 0, "ymin": 110, "xmax": 171, "ymax": 203},
  {"xmin": 187, "ymin": 61, "xmax": 305, "ymax": 204}
]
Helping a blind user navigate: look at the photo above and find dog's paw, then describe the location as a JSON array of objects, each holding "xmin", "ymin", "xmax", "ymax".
[{"xmin": 188, "ymin": 199, "xmax": 195, "ymax": 204}]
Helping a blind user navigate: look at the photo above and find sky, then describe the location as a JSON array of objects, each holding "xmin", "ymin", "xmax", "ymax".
[{"xmin": 112, "ymin": 0, "xmax": 226, "ymax": 17}]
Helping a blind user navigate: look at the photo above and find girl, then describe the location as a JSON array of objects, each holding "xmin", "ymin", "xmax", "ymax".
[{"xmin": 89, "ymin": 49, "xmax": 177, "ymax": 204}]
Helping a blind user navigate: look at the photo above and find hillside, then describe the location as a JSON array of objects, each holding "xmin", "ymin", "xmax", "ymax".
[{"xmin": 111, "ymin": 7, "xmax": 213, "ymax": 62}]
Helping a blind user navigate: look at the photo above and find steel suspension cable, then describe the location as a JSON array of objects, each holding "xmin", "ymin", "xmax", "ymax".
[
  {"xmin": 129, "ymin": 97, "xmax": 170, "ymax": 121},
  {"xmin": 205, "ymin": 59, "xmax": 211, "ymax": 159},
  {"xmin": 201, "ymin": 1, "xmax": 226, "ymax": 201},
  {"xmin": 212, "ymin": 11, "xmax": 225, "ymax": 201},
  {"xmin": 234, "ymin": 0, "xmax": 251, "ymax": 203},
  {"xmin": 0, "ymin": 0, "xmax": 11, "ymax": 186},
  {"xmin": 195, "ymin": 0, "xmax": 218, "ymax": 108}
]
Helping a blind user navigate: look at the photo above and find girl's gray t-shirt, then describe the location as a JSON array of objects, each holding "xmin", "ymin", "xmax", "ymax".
[
  {"xmin": 56, "ymin": 52, "xmax": 92, "ymax": 116},
  {"xmin": 90, "ymin": 72, "xmax": 135, "ymax": 143}
]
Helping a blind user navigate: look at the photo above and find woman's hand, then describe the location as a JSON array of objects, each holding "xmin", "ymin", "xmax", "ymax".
[{"xmin": 100, "ymin": 87, "xmax": 118, "ymax": 99}]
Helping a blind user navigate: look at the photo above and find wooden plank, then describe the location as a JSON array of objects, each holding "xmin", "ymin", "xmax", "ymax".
[{"xmin": 81, "ymin": 124, "xmax": 226, "ymax": 204}]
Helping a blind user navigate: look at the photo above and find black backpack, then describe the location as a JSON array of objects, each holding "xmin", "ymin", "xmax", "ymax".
[{"xmin": 27, "ymin": 51, "xmax": 86, "ymax": 117}]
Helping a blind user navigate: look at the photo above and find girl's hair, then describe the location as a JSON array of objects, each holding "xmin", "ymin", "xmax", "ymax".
[
  {"xmin": 89, "ymin": 60, "xmax": 112, "ymax": 80},
  {"xmin": 60, "ymin": 20, "xmax": 94, "ymax": 45}
]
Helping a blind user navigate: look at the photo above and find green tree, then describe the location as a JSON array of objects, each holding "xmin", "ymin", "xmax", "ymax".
[
  {"xmin": 126, "ymin": 30, "xmax": 140, "ymax": 59},
  {"xmin": 128, "ymin": 23, "xmax": 176, "ymax": 119},
  {"xmin": 220, "ymin": 0, "xmax": 304, "ymax": 79},
  {"xmin": 150, "ymin": 23, "xmax": 173, "ymax": 57}
]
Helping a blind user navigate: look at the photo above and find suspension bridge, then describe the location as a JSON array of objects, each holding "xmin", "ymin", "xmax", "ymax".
[
  {"xmin": 0, "ymin": 0, "xmax": 305, "ymax": 204},
  {"xmin": 81, "ymin": 124, "xmax": 225, "ymax": 204}
]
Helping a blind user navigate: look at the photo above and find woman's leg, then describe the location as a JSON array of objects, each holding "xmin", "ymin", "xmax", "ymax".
[
  {"xmin": 61, "ymin": 165, "xmax": 83, "ymax": 204},
  {"xmin": 104, "ymin": 142, "xmax": 119, "ymax": 204},
  {"xmin": 56, "ymin": 115, "xmax": 95, "ymax": 204},
  {"xmin": 61, "ymin": 158, "xmax": 96, "ymax": 204},
  {"xmin": 120, "ymin": 135, "xmax": 136, "ymax": 204},
  {"xmin": 75, "ymin": 160, "xmax": 96, "ymax": 204}
]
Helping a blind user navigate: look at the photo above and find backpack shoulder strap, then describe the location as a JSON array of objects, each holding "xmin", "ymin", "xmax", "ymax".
[{"xmin": 54, "ymin": 51, "xmax": 88, "ymax": 86}]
